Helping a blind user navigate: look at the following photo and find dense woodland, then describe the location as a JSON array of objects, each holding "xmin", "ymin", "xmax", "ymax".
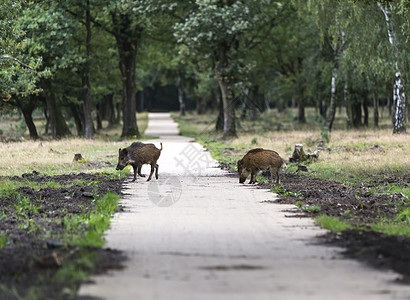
[{"xmin": 0, "ymin": 0, "xmax": 409, "ymax": 140}]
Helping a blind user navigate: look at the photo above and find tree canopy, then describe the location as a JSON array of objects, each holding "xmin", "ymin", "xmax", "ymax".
[{"xmin": 1, "ymin": 0, "xmax": 408, "ymax": 138}]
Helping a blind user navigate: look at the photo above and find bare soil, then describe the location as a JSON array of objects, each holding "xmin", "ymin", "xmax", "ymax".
[{"xmin": 0, "ymin": 172, "xmax": 126, "ymax": 300}]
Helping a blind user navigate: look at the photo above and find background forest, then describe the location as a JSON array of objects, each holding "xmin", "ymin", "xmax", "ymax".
[{"xmin": 1, "ymin": 0, "xmax": 409, "ymax": 140}]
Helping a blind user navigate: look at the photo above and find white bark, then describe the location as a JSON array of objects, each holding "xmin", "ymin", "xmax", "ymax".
[
  {"xmin": 342, "ymin": 31, "xmax": 350, "ymax": 129},
  {"xmin": 378, "ymin": 2, "xmax": 406, "ymax": 133}
]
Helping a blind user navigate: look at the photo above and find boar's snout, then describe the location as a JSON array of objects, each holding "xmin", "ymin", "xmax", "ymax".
[{"xmin": 239, "ymin": 176, "xmax": 246, "ymax": 184}]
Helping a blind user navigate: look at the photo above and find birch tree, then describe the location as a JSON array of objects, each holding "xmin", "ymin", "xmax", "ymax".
[{"xmin": 378, "ymin": 3, "xmax": 406, "ymax": 133}]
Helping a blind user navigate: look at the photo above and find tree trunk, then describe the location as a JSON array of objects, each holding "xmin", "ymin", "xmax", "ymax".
[
  {"xmin": 44, "ymin": 80, "xmax": 71, "ymax": 139},
  {"xmin": 216, "ymin": 77, "xmax": 237, "ymax": 139},
  {"xmin": 344, "ymin": 78, "xmax": 351, "ymax": 129},
  {"xmin": 250, "ymin": 87, "xmax": 260, "ymax": 120},
  {"xmin": 106, "ymin": 94, "xmax": 116, "ymax": 126},
  {"xmin": 19, "ymin": 97, "xmax": 39, "ymax": 140},
  {"xmin": 325, "ymin": 40, "xmax": 342, "ymax": 132},
  {"xmin": 352, "ymin": 102, "xmax": 362, "ymax": 128},
  {"xmin": 115, "ymin": 99, "xmax": 121, "ymax": 124},
  {"xmin": 215, "ymin": 89, "xmax": 224, "ymax": 131},
  {"xmin": 363, "ymin": 94, "xmax": 369, "ymax": 127},
  {"xmin": 240, "ymin": 87, "xmax": 249, "ymax": 119},
  {"xmin": 264, "ymin": 92, "xmax": 271, "ymax": 112},
  {"xmin": 43, "ymin": 107, "xmax": 49, "ymax": 135},
  {"xmin": 96, "ymin": 102, "xmax": 103, "ymax": 130},
  {"xmin": 325, "ymin": 59, "xmax": 338, "ymax": 131},
  {"xmin": 69, "ymin": 101, "xmax": 83, "ymax": 136},
  {"xmin": 373, "ymin": 93, "xmax": 379, "ymax": 128},
  {"xmin": 82, "ymin": 0, "xmax": 94, "ymax": 139},
  {"xmin": 112, "ymin": 13, "xmax": 140, "ymax": 138},
  {"xmin": 140, "ymin": 91, "xmax": 144, "ymax": 113},
  {"xmin": 297, "ymin": 87, "xmax": 306, "ymax": 124},
  {"xmin": 320, "ymin": 99, "xmax": 327, "ymax": 119},
  {"xmin": 177, "ymin": 70, "xmax": 185, "ymax": 116},
  {"xmin": 378, "ymin": 3, "xmax": 406, "ymax": 133}
]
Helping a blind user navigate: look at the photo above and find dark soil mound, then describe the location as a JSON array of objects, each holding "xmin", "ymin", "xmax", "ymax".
[{"xmin": 0, "ymin": 172, "xmax": 126, "ymax": 300}]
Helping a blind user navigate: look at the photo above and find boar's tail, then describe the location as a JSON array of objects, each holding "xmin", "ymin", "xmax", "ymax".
[{"xmin": 159, "ymin": 142, "xmax": 163, "ymax": 151}]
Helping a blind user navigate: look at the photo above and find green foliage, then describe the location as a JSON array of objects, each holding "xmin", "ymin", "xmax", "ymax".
[
  {"xmin": 371, "ymin": 222, "xmax": 410, "ymax": 236},
  {"xmin": 396, "ymin": 208, "xmax": 410, "ymax": 224},
  {"xmin": 63, "ymin": 192, "xmax": 120, "ymax": 248},
  {"xmin": 294, "ymin": 200, "xmax": 321, "ymax": 212},
  {"xmin": 302, "ymin": 205, "xmax": 321, "ymax": 213},
  {"xmin": 272, "ymin": 186, "xmax": 302, "ymax": 197},
  {"xmin": 315, "ymin": 215, "xmax": 352, "ymax": 232},
  {"xmin": 0, "ymin": 233, "xmax": 8, "ymax": 248},
  {"xmin": 10, "ymin": 195, "xmax": 42, "ymax": 219},
  {"xmin": 320, "ymin": 127, "xmax": 330, "ymax": 143}
]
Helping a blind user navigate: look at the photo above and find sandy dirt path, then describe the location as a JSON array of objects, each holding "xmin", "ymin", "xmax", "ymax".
[{"xmin": 78, "ymin": 113, "xmax": 410, "ymax": 300}]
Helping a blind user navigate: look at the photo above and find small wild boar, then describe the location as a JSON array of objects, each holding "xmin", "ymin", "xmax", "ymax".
[
  {"xmin": 116, "ymin": 142, "xmax": 163, "ymax": 182},
  {"xmin": 237, "ymin": 148, "xmax": 286, "ymax": 185}
]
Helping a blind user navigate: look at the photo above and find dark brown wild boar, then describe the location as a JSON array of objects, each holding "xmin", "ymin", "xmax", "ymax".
[
  {"xmin": 237, "ymin": 148, "xmax": 286, "ymax": 185},
  {"xmin": 116, "ymin": 142, "xmax": 163, "ymax": 181}
]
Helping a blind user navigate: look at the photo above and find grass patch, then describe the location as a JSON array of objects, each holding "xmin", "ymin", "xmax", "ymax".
[
  {"xmin": 371, "ymin": 222, "xmax": 410, "ymax": 236},
  {"xmin": 315, "ymin": 215, "xmax": 352, "ymax": 232},
  {"xmin": 67, "ymin": 192, "xmax": 120, "ymax": 248}
]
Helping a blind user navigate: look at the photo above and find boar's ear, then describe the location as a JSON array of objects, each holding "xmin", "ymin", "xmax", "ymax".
[{"xmin": 237, "ymin": 159, "xmax": 243, "ymax": 166}]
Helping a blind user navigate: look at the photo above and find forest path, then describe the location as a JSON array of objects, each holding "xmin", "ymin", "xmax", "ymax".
[{"xmin": 78, "ymin": 112, "xmax": 410, "ymax": 300}]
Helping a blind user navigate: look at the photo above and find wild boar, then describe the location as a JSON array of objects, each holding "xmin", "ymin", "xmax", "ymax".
[
  {"xmin": 116, "ymin": 142, "xmax": 163, "ymax": 182},
  {"xmin": 237, "ymin": 148, "xmax": 286, "ymax": 185}
]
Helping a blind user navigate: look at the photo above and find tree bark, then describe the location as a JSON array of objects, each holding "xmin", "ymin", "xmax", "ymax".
[
  {"xmin": 373, "ymin": 93, "xmax": 379, "ymax": 128},
  {"xmin": 325, "ymin": 38, "xmax": 343, "ymax": 132},
  {"xmin": 352, "ymin": 102, "xmax": 362, "ymax": 128},
  {"xmin": 378, "ymin": 3, "xmax": 406, "ymax": 133},
  {"xmin": 112, "ymin": 12, "xmax": 141, "ymax": 138},
  {"xmin": 216, "ymin": 77, "xmax": 237, "ymax": 139},
  {"xmin": 19, "ymin": 96, "xmax": 39, "ymax": 140},
  {"xmin": 344, "ymin": 79, "xmax": 351, "ymax": 129},
  {"xmin": 44, "ymin": 80, "xmax": 71, "ymax": 139},
  {"xmin": 214, "ymin": 44, "xmax": 237, "ymax": 138},
  {"xmin": 215, "ymin": 91, "xmax": 224, "ymax": 131},
  {"xmin": 82, "ymin": 0, "xmax": 94, "ymax": 139},
  {"xmin": 106, "ymin": 94, "xmax": 116, "ymax": 126},
  {"xmin": 68, "ymin": 101, "xmax": 83, "ymax": 136},
  {"xmin": 264, "ymin": 92, "xmax": 271, "ymax": 112},
  {"xmin": 240, "ymin": 87, "xmax": 249, "ymax": 119},
  {"xmin": 297, "ymin": 87, "xmax": 306, "ymax": 124},
  {"xmin": 177, "ymin": 70, "xmax": 185, "ymax": 116},
  {"xmin": 363, "ymin": 94, "xmax": 369, "ymax": 127},
  {"xmin": 325, "ymin": 58, "xmax": 338, "ymax": 131}
]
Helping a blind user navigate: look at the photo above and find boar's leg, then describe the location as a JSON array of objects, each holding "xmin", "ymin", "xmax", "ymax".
[
  {"xmin": 269, "ymin": 166, "xmax": 280, "ymax": 186},
  {"xmin": 270, "ymin": 167, "xmax": 280, "ymax": 185},
  {"xmin": 250, "ymin": 173, "xmax": 257, "ymax": 184},
  {"xmin": 132, "ymin": 166, "xmax": 138, "ymax": 182},
  {"xmin": 147, "ymin": 163, "xmax": 155, "ymax": 181},
  {"xmin": 275, "ymin": 171, "xmax": 280, "ymax": 185},
  {"xmin": 137, "ymin": 165, "xmax": 145, "ymax": 177},
  {"xmin": 155, "ymin": 164, "xmax": 159, "ymax": 179}
]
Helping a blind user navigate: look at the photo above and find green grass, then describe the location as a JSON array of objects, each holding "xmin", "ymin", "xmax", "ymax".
[
  {"xmin": 371, "ymin": 222, "xmax": 410, "ymax": 236},
  {"xmin": 0, "ymin": 178, "xmax": 68, "ymax": 198},
  {"xmin": 61, "ymin": 192, "xmax": 120, "ymax": 248},
  {"xmin": 315, "ymin": 215, "xmax": 352, "ymax": 232},
  {"xmin": 0, "ymin": 232, "xmax": 8, "ymax": 247}
]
